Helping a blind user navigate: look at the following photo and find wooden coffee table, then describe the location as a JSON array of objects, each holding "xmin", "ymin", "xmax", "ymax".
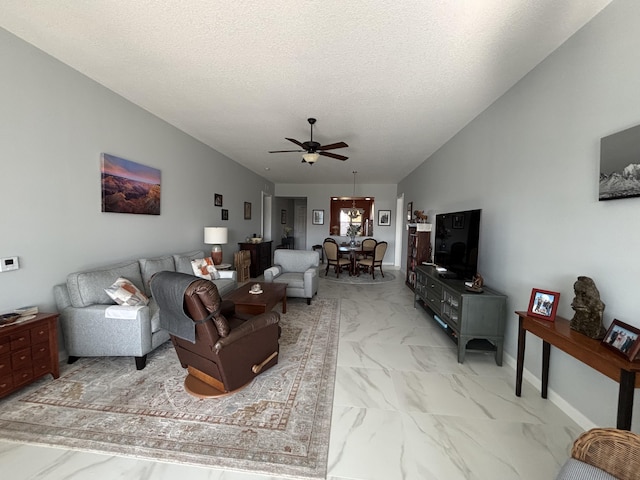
[{"xmin": 224, "ymin": 282, "xmax": 287, "ymax": 315}]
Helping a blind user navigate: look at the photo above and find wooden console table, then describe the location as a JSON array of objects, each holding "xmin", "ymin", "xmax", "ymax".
[{"xmin": 515, "ymin": 311, "xmax": 640, "ymax": 430}]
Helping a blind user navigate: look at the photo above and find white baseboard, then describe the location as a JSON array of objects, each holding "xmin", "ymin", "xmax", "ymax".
[{"xmin": 502, "ymin": 352, "xmax": 597, "ymax": 431}]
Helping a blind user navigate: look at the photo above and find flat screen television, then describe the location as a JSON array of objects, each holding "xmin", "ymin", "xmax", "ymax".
[{"xmin": 434, "ymin": 209, "xmax": 481, "ymax": 280}]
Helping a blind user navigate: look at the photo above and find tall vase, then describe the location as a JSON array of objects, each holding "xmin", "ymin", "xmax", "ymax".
[{"xmin": 349, "ymin": 235, "xmax": 356, "ymax": 247}]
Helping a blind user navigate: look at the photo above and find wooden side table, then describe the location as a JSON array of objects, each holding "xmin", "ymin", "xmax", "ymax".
[
  {"xmin": 0, "ymin": 312, "xmax": 59, "ymax": 398},
  {"xmin": 515, "ymin": 311, "xmax": 640, "ymax": 430}
]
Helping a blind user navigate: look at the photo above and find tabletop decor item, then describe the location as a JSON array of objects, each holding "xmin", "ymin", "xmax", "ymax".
[
  {"xmin": 570, "ymin": 276, "xmax": 606, "ymax": 339},
  {"xmin": 527, "ymin": 288, "xmax": 560, "ymax": 322},
  {"xmin": 602, "ymin": 319, "xmax": 640, "ymax": 360}
]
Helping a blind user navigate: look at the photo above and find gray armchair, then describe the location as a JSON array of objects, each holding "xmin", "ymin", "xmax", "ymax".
[{"xmin": 264, "ymin": 249, "xmax": 319, "ymax": 305}]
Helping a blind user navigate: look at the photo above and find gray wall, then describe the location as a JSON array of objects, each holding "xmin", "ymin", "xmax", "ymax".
[
  {"xmin": 398, "ymin": 0, "xmax": 640, "ymax": 431},
  {"xmin": 0, "ymin": 27, "xmax": 274, "ymax": 314},
  {"xmin": 275, "ymin": 183, "xmax": 398, "ymax": 263}
]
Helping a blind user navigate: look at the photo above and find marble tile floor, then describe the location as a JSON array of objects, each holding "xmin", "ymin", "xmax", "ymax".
[{"xmin": 0, "ymin": 269, "xmax": 581, "ymax": 479}]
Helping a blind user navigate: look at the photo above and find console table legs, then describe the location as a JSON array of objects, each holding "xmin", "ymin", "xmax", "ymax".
[
  {"xmin": 617, "ymin": 369, "xmax": 635, "ymax": 430},
  {"xmin": 516, "ymin": 317, "xmax": 525, "ymax": 397},
  {"xmin": 541, "ymin": 341, "xmax": 550, "ymax": 399}
]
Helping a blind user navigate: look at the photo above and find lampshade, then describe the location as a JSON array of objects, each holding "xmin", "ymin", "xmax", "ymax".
[
  {"xmin": 302, "ymin": 152, "xmax": 319, "ymax": 164},
  {"xmin": 204, "ymin": 227, "xmax": 228, "ymax": 265},
  {"xmin": 204, "ymin": 227, "xmax": 228, "ymax": 245}
]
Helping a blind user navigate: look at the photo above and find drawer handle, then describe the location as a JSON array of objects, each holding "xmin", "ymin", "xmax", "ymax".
[{"xmin": 20, "ymin": 355, "xmax": 27, "ymax": 361}]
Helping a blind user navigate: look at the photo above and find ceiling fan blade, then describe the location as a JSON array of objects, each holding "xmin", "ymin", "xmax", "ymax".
[
  {"xmin": 286, "ymin": 137, "xmax": 305, "ymax": 148},
  {"xmin": 268, "ymin": 149, "xmax": 305, "ymax": 153},
  {"xmin": 319, "ymin": 151, "xmax": 348, "ymax": 161},
  {"xmin": 318, "ymin": 141, "xmax": 348, "ymax": 151}
]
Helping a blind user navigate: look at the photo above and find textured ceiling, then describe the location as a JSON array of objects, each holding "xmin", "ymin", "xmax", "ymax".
[{"xmin": 0, "ymin": 1, "xmax": 611, "ymax": 184}]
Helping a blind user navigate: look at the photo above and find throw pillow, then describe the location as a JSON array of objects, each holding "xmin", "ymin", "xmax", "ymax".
[
  {"xmin": 104, "ymin": 277, "xmax": 149, "ymax": 307},
  {"xmin": 191, "ymin": 257, "xmax": 220, "ymax": 280}
]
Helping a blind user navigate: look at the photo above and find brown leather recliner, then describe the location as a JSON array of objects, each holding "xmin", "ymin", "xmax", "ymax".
[{"xmin": 152, "ymin": 273, "xmax": 280, "ymax": 395}]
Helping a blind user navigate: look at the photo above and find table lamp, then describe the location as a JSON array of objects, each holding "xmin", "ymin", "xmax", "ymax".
[{"xmin": 204, "ymin": 227, "xmax": 228, "ymax": 265}]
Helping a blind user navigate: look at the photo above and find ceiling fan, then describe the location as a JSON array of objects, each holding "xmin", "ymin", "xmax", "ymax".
[{"xmin": 268, "ymin": 118, "xmax": 348, "ymax": 164}]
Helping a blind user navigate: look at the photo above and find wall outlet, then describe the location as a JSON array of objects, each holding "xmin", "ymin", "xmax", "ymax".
[{"xmin": 0, "ymin": 256, "xmax": 19, "ymax": 272}]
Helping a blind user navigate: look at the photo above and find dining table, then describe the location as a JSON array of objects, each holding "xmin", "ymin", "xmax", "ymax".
[{"xmin": 339, "ymin": 244, "xmax": 374, "ymax": 275}]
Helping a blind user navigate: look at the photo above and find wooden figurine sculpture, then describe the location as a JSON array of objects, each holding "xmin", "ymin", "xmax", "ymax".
[
  {"xmin": 414, "ymin": 210, "xmax": 428, "ymax": 222},
  {"xmin": 570, "ymin": 276, "xmax": 606, "ymax": 339}
]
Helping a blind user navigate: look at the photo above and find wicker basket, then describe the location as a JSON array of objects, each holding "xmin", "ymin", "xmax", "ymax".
[{"xmin": 571, "ymin": 428, "xmax": 640, "ymax": 480}]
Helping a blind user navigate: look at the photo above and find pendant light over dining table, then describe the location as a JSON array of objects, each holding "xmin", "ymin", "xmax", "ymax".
[{"xmin": 348, "ymin": 171, "xmax": 364, "ymax": 219}]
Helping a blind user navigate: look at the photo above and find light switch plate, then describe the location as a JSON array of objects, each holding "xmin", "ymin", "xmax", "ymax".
[{"xmin": 0, "ymin": 256, "xmax": 19, "ymax": 272}]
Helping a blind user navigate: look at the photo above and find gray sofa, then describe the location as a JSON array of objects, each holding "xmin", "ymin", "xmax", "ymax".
[
  {"xmin": 53, "ymin": 250, "xmax": 237, "ymax": 369},
  {"xmin": 264, "ymin": 249, "xmax": 319, "ymax": 305}
]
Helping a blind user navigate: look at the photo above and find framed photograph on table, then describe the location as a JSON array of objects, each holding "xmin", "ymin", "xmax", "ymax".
[
  {"xmin": 602, "ymin": 320, "xmax": 640, "ymax": 360},
  {"xmin": 244, "ymin": 202, "xmax": 251, "ymax": 220},
  {"xmin": 527, "ymin": 288, "xmax": 560, "ymax": 322},
  {"xmin": 378, "ymin": 210, "xmax": 391, "ymax": 226},
  {"xmin": 312, "ymin": 209, "xmax": 324, "ymax": 225}
]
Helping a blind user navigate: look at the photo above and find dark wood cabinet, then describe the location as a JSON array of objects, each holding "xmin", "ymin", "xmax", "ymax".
[
  {"xmin": 406, "ymin": 225, "xmax": 432, "ymax": 291},
  {"xmin": 414, "ymin": 265, "xmax": 506, "ymax": 365},
  {"xmin": 0, "ymin": 313, "xmax": 60, "ymax": 398},
  {"xmin": 238, "ymin": 241, "xmax": 273, "ymax": 278}
]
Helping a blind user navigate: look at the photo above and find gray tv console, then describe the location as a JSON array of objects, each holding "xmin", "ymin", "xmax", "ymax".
[{"xmin": 414, "ymin": 265, "xmax": 507, "ymax": 365}]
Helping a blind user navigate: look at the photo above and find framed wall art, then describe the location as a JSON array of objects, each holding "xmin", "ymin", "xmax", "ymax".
[
  {"xmin": 406, "ymin": 202, "xmax": 413, "ymax": 221},
  {"xmin": 599, "ymin": 123, "xmax": 640, "ymax": 201},
  {"xmin": 214, "ymin": 193, "xmax": 223, "ymax": 207},
  {"xmin": 244, "ymin": 202, "xmax": 251, "ymax": 220},
  {"xmin": 602, "ymin": 319, "xmax": 640, "ymax": 360},
  {"xmin": 222, "ymin": 209, "xmax": 229, "ymax": 221},
  {"xmin": 378, "ymin": 210, "xmax": 391, "ymax": 226},
  {"xmin": 101, "ymin": 153, "xmax": 161, "ymax": 215},
  {"xmin": 312, "ymin": 209, "xmax": 324, "ymax": 225},
  {"xmin": 527, "ymin": 288, "xmax": 560, "ymax": 322},
  {"xmin": 281, "ymin": 209, "xmax": 287, "ymax": 224}
]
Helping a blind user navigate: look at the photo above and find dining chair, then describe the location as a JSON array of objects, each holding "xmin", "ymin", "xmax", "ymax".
[
  {"xmin": 357, "ymin": 241, "xmax": 388, "ymax": 279},
  {"xmin": 360, "ymin": 238, "xmax": 376, "ymax": 260},
  {"xmin": 323, "ymin": 240, "xmax": 351, "ymax": 278}
]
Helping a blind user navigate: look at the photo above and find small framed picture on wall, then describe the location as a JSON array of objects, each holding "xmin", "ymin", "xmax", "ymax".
[
  {"xmin": 244, "ymin": 202, "xmax": 251, "ymax": 220},
  {"xmin": 222, "ymin": 209, "xmax": 229, "ymax": 221},
  {"xmin": 214, "ymin": 193, "xmax": 223, "ymax": 207},
  {"xmin": 312, "ymin": 209, "xmax": 324, "ymax": 225},
  {"xmin": 406, "ymin": 202, "xmax": 413, "ymax": 221},
  {"xmin": 281, "ymin": 209, "xmax": 287, "ymax": 224},
  {"xmin": 378, "ymin": 210, "xmax": 391, "ymax": 226}
]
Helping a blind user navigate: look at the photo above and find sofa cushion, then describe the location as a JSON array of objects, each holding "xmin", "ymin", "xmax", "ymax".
[
  {"xmin": 191, "ymin": 257, "xmax": 220, "ymax": 280},
  {"xmin": 66, "ymin": 260, "xmax": 144, "ymax": 308},
  {"xmin": 174, "ymin": 250, "xmax": 206, "ymax": 274},
  {"xmin": 105, "ymin": 277, "xmax": 150, "ymax": 306},
  {"xmin": 213, "ymin": 278, "xmax": 235, "ymax": 297},
  {"xmin": 139, "ymin": 255, "xmax": 175, "ymax": 296}
]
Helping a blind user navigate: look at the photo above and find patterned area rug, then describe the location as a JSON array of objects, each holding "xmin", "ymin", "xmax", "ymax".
[
  {"xmin": 322, "ymin": 269, "xmax": 396, "ymax": 284},
  {"xmin": 0, "ymin": 298, "xmax": 339, "ymax": 479}
]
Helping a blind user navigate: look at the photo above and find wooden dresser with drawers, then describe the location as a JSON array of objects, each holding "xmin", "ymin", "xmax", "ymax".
[{"xmin": 0, "ymin": 312, "xmax": 59, "ymax": 397}]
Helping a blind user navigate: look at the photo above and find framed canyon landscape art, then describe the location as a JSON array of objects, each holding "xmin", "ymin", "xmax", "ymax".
[{"xmin": 101, "ymin": 153, "xmax": 161, "ymax": 215}]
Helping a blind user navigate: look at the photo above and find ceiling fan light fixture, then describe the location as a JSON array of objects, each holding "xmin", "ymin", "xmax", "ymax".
[{"xmin": 302, "ymin": 152, "xmax": 319, "ymax": 164}]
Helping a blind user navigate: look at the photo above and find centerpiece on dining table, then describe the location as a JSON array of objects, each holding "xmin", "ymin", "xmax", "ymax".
[{"xmin": 346, "ymin": 224, "xmax": 361, "ymax": 248}]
